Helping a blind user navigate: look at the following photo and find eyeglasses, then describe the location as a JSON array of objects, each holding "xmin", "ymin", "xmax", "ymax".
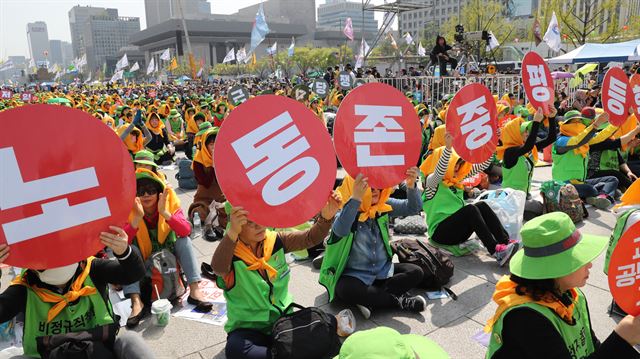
[{"xmin": 137, "ymin": 187, "xmax": 159, "ymax": 196}]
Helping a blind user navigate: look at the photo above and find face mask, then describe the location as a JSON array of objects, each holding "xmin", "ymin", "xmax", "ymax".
[{"xmin": 37, "ymin": 263, "xmax": 79, "ymax": 286}]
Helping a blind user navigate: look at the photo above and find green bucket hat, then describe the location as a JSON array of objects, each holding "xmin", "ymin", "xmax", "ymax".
[
  {"xmin": 561, "ymin": 110, "xmax": 589, "ymax": 125},
  {"xmin": 509, "ymin": 212, "xmax": 607, "ymax": 280},
  {"xmin": 169, "ymin": 108, "xmax": 181, "ymax": 119},
  {"xmin": 520, "ymin": 121, "xmax": 533, "ymax": 134},
  {"xmin": 513, "ymin": 105, "xmax": 529, "ymax": 118},
  {"xmin": 196, "ymin": 121, "xmax": 213, "ymax": 136},
  {"xmin": 135, "ymin": 169, "xmax": 165, "ymax": 191},
  {"xmin": 133, "ymin": 150, "xmax": 158, "ymax": 168},
  {"xmin": 335, "ymin": 327, "xmax": 449, "ymax": 359}
]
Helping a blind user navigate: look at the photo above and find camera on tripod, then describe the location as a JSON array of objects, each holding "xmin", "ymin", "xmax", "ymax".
[{"xmin": 454, "ymin": 24, "xmax": 490, "ymax": 44}]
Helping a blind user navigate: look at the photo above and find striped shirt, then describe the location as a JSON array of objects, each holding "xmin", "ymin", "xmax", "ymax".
[{"xmin": 424, "ymin": 147, "xmax": 491, "ymax": 200}]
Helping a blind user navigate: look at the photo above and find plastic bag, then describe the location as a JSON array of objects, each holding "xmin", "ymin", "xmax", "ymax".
[{"xmin": 475, "ymin": 188, "xmax": 526, "ymax": 241}]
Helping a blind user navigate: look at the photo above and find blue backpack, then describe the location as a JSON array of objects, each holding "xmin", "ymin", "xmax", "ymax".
[{"xmin": 175, "ymin": 159, "xmax": 197, "ymax": 190}]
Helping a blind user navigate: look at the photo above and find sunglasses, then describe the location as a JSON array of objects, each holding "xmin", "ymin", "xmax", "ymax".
[{"xmin": 137, "ymin": 187, "xmax": 159, "ymax": 196}]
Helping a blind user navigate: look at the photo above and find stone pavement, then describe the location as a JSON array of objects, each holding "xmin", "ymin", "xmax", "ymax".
[{"xmin": 0, "ymin": 164, "xmax": 624, "ymax": 359}]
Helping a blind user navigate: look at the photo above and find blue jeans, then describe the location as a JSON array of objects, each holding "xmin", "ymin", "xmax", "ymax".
[
  {"xmin": 123, "ymin": 236, "xmax": 201, "ymax": 296},
  {"xmin": 572, "ymin": 176, "xmax": 619, "ymax": 199}
]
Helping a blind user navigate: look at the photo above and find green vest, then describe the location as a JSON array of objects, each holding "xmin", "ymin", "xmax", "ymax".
[
  {"xmin": 168, "ymin": 118, "xmax": 182, "ymax": 134},
  {"xmin": 423, "ymin": 182, "xmax": 465, "ymax": 238},
  {"xmin": 486, "ymin": 289, "xmax": 594, "ymax": 358},
  {"xmin": 604, "ymin": 209, "xmax": 639, "ymax": 274},
  {"xmin": 23, "ymin": 268, "xmax": 115, "ymax": 358},
  {"xmin": 552, "ymin": 142, "xmax": 588, "ymax": 182},
  {"xmin": 319, "ymin": 214, "xmax": 392, "ymax": 302},
  {"xmin": 216, "ymin": 240, "xmax": 292, "ymax": 334},
  {"xmin": 503, "ymin": 155, "xmax": 534, "ymax": 194},
  {"xmin": 598, "ymin": 149, "xmax": 620, "ymax": 172},
  {"xmin": 138, "ymin": 228, "xmax": 177, "ymax": 254}
]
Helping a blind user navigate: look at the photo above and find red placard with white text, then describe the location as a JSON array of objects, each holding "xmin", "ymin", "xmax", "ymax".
[
  {"xmin": 333, "ymin": 83, "xmax": 421, "ymax": 189},
  {"xmin": 608, "ymin": 221, "xmax": 640, "ymax": 316},
  {"xmin": 0, "ymin": 105, "xmax": 136, "ymax": 269},
  {"xmin": 1, "ymin": 90, "xmax": 12, "ymax": 99},
  {"xmin": 630, "ymin": 74, "xmax": 640, "ymax": 116},
  {"xmin": 602, "ymin": 67, "xmax": 631, "ymax": 126},
  {"xmin": 446, "ymin": 83, "xmax": 498, "ymax": 163},
  {"xmin": 213, "ymin": 95, "xmax": 337, "ymax": 227},
  {"xmin": 20, "ymin": 93, "xmax": 32, "ymax": 102},
  {"xmin": 521, "ymin": 52, "xmax": 554, "ymax": 115}
]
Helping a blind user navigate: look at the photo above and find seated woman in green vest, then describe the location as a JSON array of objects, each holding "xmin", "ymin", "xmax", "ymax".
[
  {"xmin": 587, "ymin": 110, "xmax": 640, "ymax": 193},
  {"xmin": 320, "ymin": 167, "xmax": 425, "ymax": 320},
  {"xmin": 0, "ymin": 229, "xmax": 154, "ymax": 359},
  {"xmin": 484, "ymin": 212, "xmax": 640, "ymax": 358},
  {"xmin": 497, "ymin": 106, "xmax": 557, "ymax": 220},
  {"xmin": 421, "ymin": 133, "xmax": 518, "ymax": 266},
  {"xmin": 211, "ymin": 192, "xmax": 342, "ymax": 359},
  {"xmin": 552, "ymin": 109, "xmax": 619, "ymax": 209}
]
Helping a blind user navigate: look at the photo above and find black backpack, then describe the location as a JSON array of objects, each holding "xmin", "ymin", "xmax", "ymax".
[
  {"xmin": 175, "ymin": 159, "xmax": 197, "ymax": 190},
  {"xmin": 391, "ymin": 238, "xmax": 456, "ymax": 295},
  {"xmin": 271, "ymin": 303, "xmax": 340, "ymax": 359}
]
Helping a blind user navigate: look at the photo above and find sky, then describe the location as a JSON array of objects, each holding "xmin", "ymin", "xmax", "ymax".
[{"xmin": 0, "ymin": 0, "xmax": 389, "ymax": 60}]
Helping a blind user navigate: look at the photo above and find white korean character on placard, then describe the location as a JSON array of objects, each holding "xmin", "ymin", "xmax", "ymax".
[
  {"xmin": 457, "ymin": 96, "xmax": 493, "ymax": 150},
  {"xmin": 353, "ymin": 105, "xmax": 405, "ymax": 167},
  {"xmin": 616, "ymin": 263, "xmax": 640, "ymax": 287},
  {"xmin": 526, "ymin": 65, "xmax": 551, "ymax": 102}
]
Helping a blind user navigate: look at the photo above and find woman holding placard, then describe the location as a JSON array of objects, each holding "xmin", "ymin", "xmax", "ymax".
[
  {"xmin": 421, "ymin": 134, "xmax": 518, "ymax": 266},
  {"xmin": 319, "ymin": 168, "xmax": 426, "ymax": 319},
  {"xmin": 497, "ymin": 106, "xmax": 557, "ymax": 220},
  {"xmin": 485, "ymin": 212, "xmax": 640, "ymax": 358}
]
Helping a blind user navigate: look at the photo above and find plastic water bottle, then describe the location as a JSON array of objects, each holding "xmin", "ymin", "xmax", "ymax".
[
  {"xmin": 192, "ymin": 213, "xmax": 201, "ymax": 238},
  {"xmin": 434, "ymin": 65, "xmax": 441, "ymax": 78}
]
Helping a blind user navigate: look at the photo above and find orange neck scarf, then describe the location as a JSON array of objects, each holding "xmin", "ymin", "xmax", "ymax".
[
  {"xmin": 234, "ymin": 231, "xmax": 278, "ymax": 280},
  {"xmin": 145, "ymin": 114, "xmax": 165, "ymax": 137},
  {"xmin": 12, "ymin": 258, "xmax": 97, "ymax": 323},
  {"xmin": 336, "ymin": 175, "xmax": 393, "ymax": 222},
  {"xmin": 496, "ymin": 118, "xmax": 538, "ymax": 163},
  {"xmin": 117, "ymin": 125, "xmax": 144, "ymax": 154},
  {"xmin": 193, "ymin": 132, "xmax": 214, "ymax": 168},
  {"xmin": 485, "ymin": 276, "xmax": 576, "ymax": 333},
  {"xmin": 560, "ymin": 122, "xmax": 589, "ymax": 157},
  {"xmin": 420, "ymin": 146, "xmax": 472, "ymax": 189}
]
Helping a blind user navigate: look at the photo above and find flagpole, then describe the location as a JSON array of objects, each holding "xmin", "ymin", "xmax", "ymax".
[{"xmin": 236, "ymin": 45, "xmax": 241, "ymax": 76}]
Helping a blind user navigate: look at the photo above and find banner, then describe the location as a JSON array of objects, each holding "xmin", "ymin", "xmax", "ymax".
[{"xmin": 334, "ymin": 83, "xmax": 421, "ymax": 189}]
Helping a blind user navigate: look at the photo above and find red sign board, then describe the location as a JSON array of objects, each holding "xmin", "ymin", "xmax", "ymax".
[
  {"xmin": 446, "ymin": 83, "xmax": 498, "ymax": 163},
  {"xmin": 602, "ymin": 67, "xmax": 631, "ymax": 126},
  {"xmin": 213, "ymin": 95, "xmax": 336, "ymax": 228},
  {"xmin": 608, "ymin": 221, "xmax": 640, "ymax": 316},
  {"xmin": 0, "ymin": 105, "xmax": 136, "ymax": 269},
  {"xmin": 521, "ymin": 52, "xmax": 554, "ymax": 115},
  {"xmin": 20, "ymin": 93, "xmax": 32, "ymax": 102},
  {"xmin": 630, "ymin": 74, "xmax": 640, "ymax": 116},
  {"xmin": 1, "ymin": 90, "xmax": 12, "ymax": 99},
  {"xmin": 333, "ymin": 83, "xmax": 421, "ymax": 189}
]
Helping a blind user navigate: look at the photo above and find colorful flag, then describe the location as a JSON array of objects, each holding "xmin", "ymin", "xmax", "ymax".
[
  {"xmin": 343, "ymin": 17, "xmax": 354, "ymax": 41},
  {"xmin": 196, "ymin": 67, "xmax": 203, "ymax": 78},
  {"xmin": 533, "ymin": 18, "xmax": 542, "ymax": 46},
  {"xmin": 288, "ymin": 37, "xmax": 295, "ymax": 57},
  {"xmin": 116, "ymin": 54, "xmax": 129, "ymax": 70},
  {"xmin": 543, "ymin": 12, "xmax": 562, "ymax": 52},
  {"xmin": 570, "ymin": 63, "xmax": 598, "ymax": 88},
  {"xmin": 223, "ymin": 48, "xmax": 236, "ymax": 63},
  {"xmin": 250, "ymin": 3, "xmax": 270, "ymax": 54},
  {"xmin": 251, "ymin": 52, "xmax": 257, "ymax": 66},
  {"xmin": 418, "ymin": 42, "xmax": 426, "ymax": 57},
  {"xmin": 168, "ymin": 57, "xmax": 178, "ymax": 70},
  {"xmin": 387, "ymin": 32, "xmax": 398, "ymax": 50},
  {"xmin": 146, "ymin": 58, "xmax": 155, "ymax": 75},
  {"xmin": 130, "ymin": 62, "xmax": 140, "ymax": 72},
  {"xmin": 266, "ymin": 42, "xmax": 277, "ymax": 55},
  {"xmin": 403, "ymin": 32, "xmax": 414, "ymax": 45},
  {"xmin": 189, "ymin": 53, "xmax": 197, "ymax": 79}
]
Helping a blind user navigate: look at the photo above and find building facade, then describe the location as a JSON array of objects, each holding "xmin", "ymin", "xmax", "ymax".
[
  {"xmin": 68, "ymin": 6, "xmax": 118, "ymax": 59},
  {"xmin": 26, "ymin": 21, "xmax": 50, "ymax": 67},
  {"xmin": 145, "ymin": 0, "xmax": 212, "ymax": 28},
  {"xmin": 82, "ymin": 14, "xmax": 141, "ymax": 73},
  {"xmin": 317, "ymin": 0, "xmax": 378, "ymax": 34}
]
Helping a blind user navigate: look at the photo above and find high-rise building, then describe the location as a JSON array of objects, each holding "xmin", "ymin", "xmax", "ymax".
[
  {"xmin": 317, "ymin": 0, "xmax": 378, "ymax": 33},
  {"xmin": 79, "ymin": 11, "xmax": 140, "ymax": 72},
  {"xmin": 512, "ymin": 0, "xmax": 537, "ymax": 17},
  {"xmin": 145, "ymin": 0, "xmax": 211, "ymax": 27},
  {"xmin": 397, "ymin": 0, "xmax": 466, "ymax": 40},
  {"xmin": 68, "ymin": 6, "xmax": 118, "ymax": 58},
  {"xmin": 26, "ymin": 22, "xmax": 51, "ymax": 67},
  {"xmin": 62, "ymin": 41, "xmax": 73, "ymax": 65},
  {"xmin": 49, "ymin": 40, "xmax": 74, "ymax": 66}
]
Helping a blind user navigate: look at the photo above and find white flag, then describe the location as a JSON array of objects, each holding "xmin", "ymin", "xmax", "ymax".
[
  {"xmin": 355, "ymin": 55, "xmax": 364, "ymax": 69},
  {"xmin": 418, "ymin": 42, "xmax": 426, "ymax": 57},
  {"xmin": 266, "ymin": 42, "xmax": 277, "ymax": 55},
  {"xmin": 160, "ymin": 48, "xmax": 171, "ymax": 61},
  {"xmin": 196, "ymin": 67, "xmax": 203, "ymax": 78},
  {"xmin": 288, "ymin": 37, "xmax": 295, "ymax": 57},
  {"xmin": 543, "ymin": 12, "xmax": 562, "ymax": 52},
  {"xmin": 359, "ymin": 38, "xmax": 370, "ymax": 57},
  {"xmin": 236, "ymin": 47, "xmax": 247, "ymax": 63},
  {"xmin": 223, "ymin": 48, "xmax": 236, "ymax": 63},
  {"xmin": 78, "ymin": 54, "xmax": 87, "ymax": 68},
  {"xmin": 146, "ymin": 58, "xmax": 156, "ymax": 75},
  {"xmin": 116, "ymin": 54, "xmax": 129, "ymax": 70},
  {"xmin": 486, "ymin": 31, "xmax": 500, "ymax": 51},
  {"xmin": 84, "ymin": 72, "xmax": 92, "ymax": 83},
  {"xmin": 110, "ymin": 69, "xmax": 124, "ymax": 83},
  {"xmin": 403, "ymin": 32, "xmax": 414, "ymax": 45},
  {"xmin": 130, "ymin": 62, "xmax": 140, "ymax": 72}
]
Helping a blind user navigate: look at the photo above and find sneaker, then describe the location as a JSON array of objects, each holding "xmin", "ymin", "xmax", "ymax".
[
  {"xmin": 494, "ymin": 242, "xmax": 519, "ymax": 267},
  {"xmin": 356, "ymin": 304, "xmax": 371, "ymax": 319},
  {"xmin": 203, "ymin": 227, "xmax": 218, "ymax": 242},
  {"xmin": 397, "ymin": 294, "xmax": 427, "ymax": 312},
  {"xmin": 586, "ymin": 195, "xmax": 611, "ymax": 210},
  {"xmin": 312, "ymin": 254, "xmax": 324, "ymax": 269}
]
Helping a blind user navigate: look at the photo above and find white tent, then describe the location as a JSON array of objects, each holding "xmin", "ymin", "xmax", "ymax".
[{"xmin": 548, "ymin": 39, "xmax": 640, "ymax": 64}]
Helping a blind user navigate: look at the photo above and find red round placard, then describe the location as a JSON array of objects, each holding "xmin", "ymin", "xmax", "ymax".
[
  {"xmin": 608, "ymin": 221, "xmax": 640, "ymax": 316},
  {"xmin": 629, "ymin": 74, "xmax": 640, "ymax": 115},
  {"xmin": 333, "ymin": 82, "xmax": 421, "ymax": 189},
  {"xmin": 446, "ymin": 83, "xmax": 498, "ymax": 163},
  {"xmin": 213, "ymin": 95, "xmax": 337, "ymax": 228},
  {"xmin": 0, "ymin": 105, "xmax": 135, "ymax": 269},
  {"xmin": 521, "ymin": 52, "xmax": 554, "ymax": 115},
  {"xmin": 602, "ymin": 67, "xmax": 631, "ymax": 126}
]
